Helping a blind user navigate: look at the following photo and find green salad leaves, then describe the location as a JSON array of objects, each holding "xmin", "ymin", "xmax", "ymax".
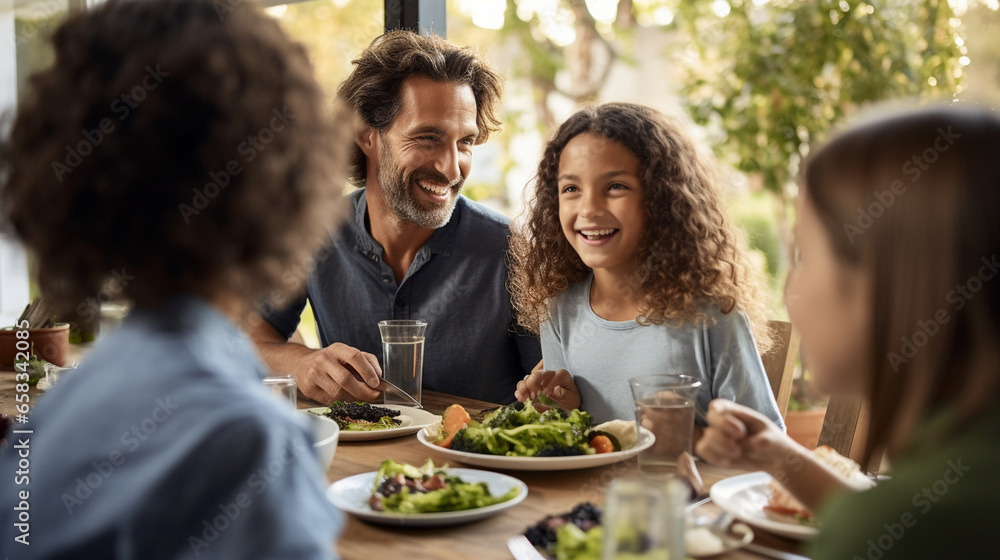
[
  {"xmin": 450, "ymin": 401, "xmax": 596, "ymax": 457},
  {"xmin": 370, "ymin": 459, "xmax": 520, "ymax": 514}
]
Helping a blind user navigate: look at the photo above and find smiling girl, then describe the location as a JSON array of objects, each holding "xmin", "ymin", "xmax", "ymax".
[{"xmin": 511, "ymin": 103, "xmax": 783, "ymax": 428}]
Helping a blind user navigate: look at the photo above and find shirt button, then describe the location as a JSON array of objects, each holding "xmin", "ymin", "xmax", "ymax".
[
  {"xmin": 382, "ymin": 277, "xmax": 390, "ymax": 283},
  {"xmin": 371, "ymin": 255, "xmax": 379, "ymax": 262}
]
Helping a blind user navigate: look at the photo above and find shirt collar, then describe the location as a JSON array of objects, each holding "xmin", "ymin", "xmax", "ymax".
[
  {"xmin": 352, "ymin": 187, "xmax": 461, "ymax": 258},
  {"xmin": 125, "ymin": 295, "xmax": 267, "ymax": 383}
]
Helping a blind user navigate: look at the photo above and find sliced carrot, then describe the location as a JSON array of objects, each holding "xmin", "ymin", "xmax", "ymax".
[
  {"xmin": 437, "ymin": 404, "xmax": 472, "ymax": 448},
  {"xmin": 589, "ymin": 435, "xmax": 615, "ymax": 454}
]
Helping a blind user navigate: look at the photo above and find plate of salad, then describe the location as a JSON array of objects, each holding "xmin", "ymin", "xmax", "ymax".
[
  {"xmin": 305, "ymin": 402, "xmax": 440, "ymax": 442},
  {"xmin": 326, "ymin": 459, "xmax": 528, "ymax": 526},
  {"xmin": 417, "ymin": 401, "xmax": 655, "ymax": 471},
  {"xmin": 522, "ymin": 501, "xmax": 754, "ymax": 559}
]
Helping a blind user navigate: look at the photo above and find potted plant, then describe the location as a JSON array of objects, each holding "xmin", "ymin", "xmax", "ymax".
[
  {"xmin": 784, "ymin": 366, "xmax": 828, "ymax": 450},
  {"xmin": 0, "ymin": 297, "xmax": 70, "ymax": 371}
]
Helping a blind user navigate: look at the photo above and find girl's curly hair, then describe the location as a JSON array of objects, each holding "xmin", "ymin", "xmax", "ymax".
[
  {"xmin": 0, "ymin": 0, "xmax": 347, "ymax": 318},
  {"xmin": 510, "ymin": 102, "xmax": 773, "ymax": 353}
]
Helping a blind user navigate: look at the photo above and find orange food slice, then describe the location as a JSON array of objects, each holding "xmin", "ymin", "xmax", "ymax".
[{"xmin": 436, "ymin": 404, "xmax": 472, "ymax": 448}]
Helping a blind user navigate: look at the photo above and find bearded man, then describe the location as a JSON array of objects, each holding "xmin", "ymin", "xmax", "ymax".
[{"xmin": 249, "ymin": 31, "xmax": 542, "ymax": 404}]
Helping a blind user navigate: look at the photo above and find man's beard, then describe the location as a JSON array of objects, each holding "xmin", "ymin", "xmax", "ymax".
[{"xmin": 377, "ymin": 140, "xmax": 463, "ymax": 229}]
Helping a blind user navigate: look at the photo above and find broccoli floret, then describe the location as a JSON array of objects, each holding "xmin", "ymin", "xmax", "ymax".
[
  {"xmin": 484, "ymin": 400, "xmax": 543, "ymax": 429},
  {"xmin": 534, "ymin": 444, "xmax": 587, "ymax": 457},
  {"xmin": 450, "ymin": 428, "xmax": 495, "ymax": 455}
]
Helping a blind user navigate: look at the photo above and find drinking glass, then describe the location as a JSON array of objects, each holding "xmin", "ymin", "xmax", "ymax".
[
  {"xmin": 263, "ymin": 374, "xmax": 297, "ymax": 408},
  {"xmin": 629, "ymin": 374, "xmax": 702, "ymax": 474},
  {"xmin": 377, "ymin": 319, "xmax": 426, "ymax": 407}
]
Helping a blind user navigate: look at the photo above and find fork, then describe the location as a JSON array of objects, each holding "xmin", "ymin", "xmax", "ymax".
[{"xmin": 506, "ymin": 535, "xmax": 548, "ymax": 560}]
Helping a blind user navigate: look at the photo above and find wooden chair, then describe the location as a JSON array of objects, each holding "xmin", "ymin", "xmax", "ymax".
[
  {"xmin": 761, "ymin": 320, "xmax": 800, "ymax": 418},
  {"xmin": 818, "ymin": 395, "xmax": 883, "ymax": 471}
]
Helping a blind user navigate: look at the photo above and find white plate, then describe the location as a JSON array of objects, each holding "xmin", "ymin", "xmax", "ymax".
[
  {"xmin": 326, "ymin": 468, "xmax": 528, "ymax": 527},
  {"xmin": 304, "ymin": 406, "xmax": 440, "ymax": 442},
  {"xmin": 416, "ymin": 425, "xmax": 655, "ymax": 471},
  {"xmin": 710, "ymin": 471, "xmax": 819, "ymax": 540}
]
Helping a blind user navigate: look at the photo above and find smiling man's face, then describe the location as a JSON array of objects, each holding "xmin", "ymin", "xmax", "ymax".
[{"xmin": 375, "ymin": 75, "xmax": 479, "ymax": 229}]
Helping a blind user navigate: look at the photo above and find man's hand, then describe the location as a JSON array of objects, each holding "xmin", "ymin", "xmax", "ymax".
[
  {"xmin": 248, "ymin": 319, "xmax": 382, "ymax": 404},
  {"xmin": 294, "ymin": 343, "xmax": 382, "ymax": 403},
  {"xmin": 695, "ymin": 399, "xmax": 799, "ymax": 473},
  {"xmin": 514, "ymin": 360, "xmax": 581, "ymax": 411}
]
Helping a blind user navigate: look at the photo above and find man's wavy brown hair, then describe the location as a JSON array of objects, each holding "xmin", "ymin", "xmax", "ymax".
[
  {"xmin": 510, "ymin": 103, "xmax": 773, "ymax": 353},
  {"xmin": 337, "ymin": 30, "xmax": 503, "ymax": 185},
  {"xmin": 0, "ymin": 0, "xmax": 347, "ymax": 317}
]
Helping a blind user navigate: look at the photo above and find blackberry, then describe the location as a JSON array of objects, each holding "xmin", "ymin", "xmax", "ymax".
[{"xmin": 523, "ymin": 502, "xmax": 602, "ymax": 549}]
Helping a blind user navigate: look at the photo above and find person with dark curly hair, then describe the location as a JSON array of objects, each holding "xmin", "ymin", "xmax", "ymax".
[
  {"xmin": 250, "ymin": 31, "xmax": 542, "ymax": 405},
  {"xmin": 511, "ymin": 103, "xmax": 783, "ymax": 428},
  {"xmin": 0, "ymin": 0, "xmax": 344, "ymax": 556}
]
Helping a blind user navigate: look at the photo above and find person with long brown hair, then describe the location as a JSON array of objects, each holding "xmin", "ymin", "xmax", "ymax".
[
  {"xmin": 511, "ymin": 103, "xmax": 781, "ymax": 427},
  {"xmin": 0, "ymin": 0, "xmax": 345, "ymax": 556},
  {"xmin": 696, "ymin": 106, "xmax": 1000, "ymax": 558}
]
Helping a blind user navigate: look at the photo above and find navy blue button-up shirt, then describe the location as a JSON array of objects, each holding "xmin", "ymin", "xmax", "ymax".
[{"xmin": 262, "ymin": 188, "xmax": 542, "ymax": 404}]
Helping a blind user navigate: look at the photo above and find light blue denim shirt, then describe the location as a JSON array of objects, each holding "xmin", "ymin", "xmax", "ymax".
[
  {"xmin": 0, "ymin": 296, "xmax": 341, "ymax": 559},
  {"xmin": 263, "ymin": 188, "xmax": 542, "ymax": 403},
  {"xmin": 541, "ymin": 274, "xmax": 785, "ymax": 429}
]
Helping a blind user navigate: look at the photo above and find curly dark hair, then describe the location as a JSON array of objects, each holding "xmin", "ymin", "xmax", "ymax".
[
  {"xmin": 0, "ymin": 0, "xmax": 347, "ymax": 317},
  {"xmin": 510, "ymin": 102, "xmax": 773, "ymax": 352},
  {"xmin": 337, "ymin": 30, "xmax": 503, "ymax": 185}
]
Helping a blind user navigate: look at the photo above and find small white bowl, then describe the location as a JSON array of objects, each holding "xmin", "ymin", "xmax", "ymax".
[{"xmin": 301, "ymin": 412, "xmax": 340, "ymax": 471}]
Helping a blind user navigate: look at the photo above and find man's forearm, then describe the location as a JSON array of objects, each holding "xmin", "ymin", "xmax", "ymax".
[{"xmin": 254, "ymin": 340, "xmax": 313, "ymax": 376}]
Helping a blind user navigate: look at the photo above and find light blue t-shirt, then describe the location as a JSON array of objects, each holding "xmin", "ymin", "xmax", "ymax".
[
  {"xmin": 0, "ymin": 296, "xmax": 341, "ymax": 559},
  {"xmin": 540, "ymin": 275, "xmax": 784, "ymax": 428}
]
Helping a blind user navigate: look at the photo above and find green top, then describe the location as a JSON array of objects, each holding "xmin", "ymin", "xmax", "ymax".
[{"xmin": 805, "ymin": 407, "xmax": 1000, "ymax": 559}]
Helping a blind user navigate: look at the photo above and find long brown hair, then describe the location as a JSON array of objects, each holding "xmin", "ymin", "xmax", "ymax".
[
  {"xmin": 804, "ymin": 106, "xmax": 1000, "ymax": 463},
  {"xmin": 510, "ymin": 103, "xmax": 773, "ymax": 353}
]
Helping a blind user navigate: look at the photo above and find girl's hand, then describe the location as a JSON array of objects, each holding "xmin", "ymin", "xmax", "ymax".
[
  {"xmin": 514, "ymin": 366, "xmax": 582, "ymax": 411},
  {"xmin": 696, "ymin": 399, "xmax": 802, "ymax": 474}
]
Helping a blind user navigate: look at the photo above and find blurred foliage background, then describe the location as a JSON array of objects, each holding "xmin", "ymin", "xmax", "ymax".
[
  {"xmin": 255, "ymin": 0, "xmax": 997, "ymax": 321},
  {"xmin": 10, "ymin": 0, "xmax": 998, "ymax": 346}
]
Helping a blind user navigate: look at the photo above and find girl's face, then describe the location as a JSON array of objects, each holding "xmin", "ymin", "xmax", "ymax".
[
  {"xmin": 786, "ymin": 192, "xmax": 871, "ymax": 396},
  {"xmin": 557, "ymin": 133, "xmax": 646, "ymax": 279}
]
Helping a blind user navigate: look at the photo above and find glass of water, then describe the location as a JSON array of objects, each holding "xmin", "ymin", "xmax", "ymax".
[
  {"xmin": 377, "ymin": 319, "xmax": 426, "ymax": 407},
  {"xmin": 629, "ymin": 374, "xmax": 702, "ymax": 475},
  {"xmin": 263, "ymin": 374, "xmax": 297, "ymax": 409},
  {"xmin": 602, "ymin": 477, "xmax": 687, "ymax": 560}
]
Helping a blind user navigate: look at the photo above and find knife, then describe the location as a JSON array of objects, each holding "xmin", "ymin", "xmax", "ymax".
[
  {"xmin": 506, "ymin": 535, "xmax": 548, "ymax": 560},
  {"xmin": 375, "ymin": 376, "xmax": 422, "ymax": 408}
]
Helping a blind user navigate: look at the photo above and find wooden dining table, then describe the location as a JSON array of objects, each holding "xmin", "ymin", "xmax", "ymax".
[
  {"xmin": 305, "ymin": 391, "xmax": 807, "ymax": 559},
  {"xmin": 0, "ymin": 365, "xmax": 809, "ymax": 559}
]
